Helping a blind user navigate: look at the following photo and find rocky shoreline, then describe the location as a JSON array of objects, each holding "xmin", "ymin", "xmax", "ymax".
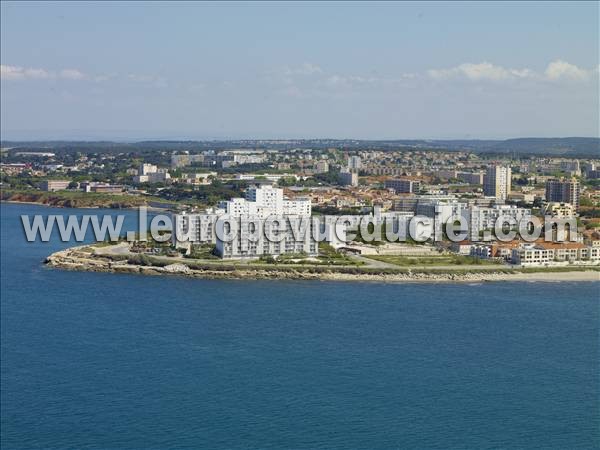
[
  {"xmin": 1, "ymin": 193, "xmax": 146, "ymax": 209},
  {"xmin": 45, "ymin": 247, "xmax": 600, "ymax": 283},
  {"xmin": 1, "ymin": 193, "xmax": 177, "ymax": 210}
]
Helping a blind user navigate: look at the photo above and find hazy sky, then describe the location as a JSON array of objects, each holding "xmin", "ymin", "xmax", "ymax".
[{"xmin": 1, "ymin": 1, "xmax": 598, "ymax": 140}]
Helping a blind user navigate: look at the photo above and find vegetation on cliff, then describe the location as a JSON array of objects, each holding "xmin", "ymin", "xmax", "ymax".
[{"xmin": 1, "ymin": 189, "xmax": 180, "ymax": 209}]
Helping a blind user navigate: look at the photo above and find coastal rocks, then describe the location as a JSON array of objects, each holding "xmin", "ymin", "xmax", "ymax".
[
  {"xmin": 139, "ymin": 266, "xmax": 164, "ymax": 275},
  {"xmin": 2, "ymin": 192, "xmax": 143, "ymax": 209},
  {"xmin": 162, "ymin": 263, "xmax": 192, "ymax": 274},
  {"xmin": 44, "ymin": 246, "xmax": 599, "ymax": 283},
  {"xmin": 112, "ymin": 265, "xmax": 142, "ymax": 274}
]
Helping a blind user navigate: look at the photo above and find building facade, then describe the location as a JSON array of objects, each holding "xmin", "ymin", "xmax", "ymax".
[
  {"xmin": 173, "ymin": 185, "xmax": 319, "ymax": 258},
  {"xmin": 545, "ymin": 178, "xmax": 580, "ymax": 210},
  {"xmin": 511, "ymin": 242, "xmax": 600, "ymax": 266},
  {"xmin": 483, "ymin": 165, "xmax": 512, "ymax": 200},
  {"xmin": 339, "ymin": 171, "xmax": 358, "ymax": 187},
  {"xmin": 461, "ymin": 205, "xmax": 531, "ymax": 239},
  {"xmin": 39, "ymin": 180, "xmax": 70, "ymax": 191},
  {"xmin": 384, "ymin": 179, "xmax": 421, "ymax": 194}
]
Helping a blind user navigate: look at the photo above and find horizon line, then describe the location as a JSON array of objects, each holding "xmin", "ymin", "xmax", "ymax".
[{"xmin": 2, "ymin": 136, "xmax": 599, "ymax": 144}]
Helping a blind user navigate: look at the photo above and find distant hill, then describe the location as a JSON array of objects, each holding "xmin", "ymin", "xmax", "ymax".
[
  {"xmin": 430, "ymin": 137, "xmax": 600, "ymax": 156},
  {"xmin": 2, "ymin": 137, "xmax": 598, "ymax": 157}
]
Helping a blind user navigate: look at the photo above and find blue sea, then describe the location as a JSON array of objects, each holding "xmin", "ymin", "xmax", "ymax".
[{"xmin": 1, "ymin": 203, "xmax": 599, "ymax": 449}]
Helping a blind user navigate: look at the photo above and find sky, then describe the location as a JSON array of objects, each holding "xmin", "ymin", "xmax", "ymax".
[{"xmin": 1, "ymin": 1, "xmax": 598, "ymax": 140}]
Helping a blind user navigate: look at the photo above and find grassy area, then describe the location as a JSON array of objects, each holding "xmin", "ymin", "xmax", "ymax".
[
  {"xmin": 363, "ymin": 254, "xmax": 502, "ymax": 266},
  {"xmin": 184, "ymin": 244, "xmax": 219, "ymax": 260},
  {"xmin": 93, "ymin": 240, "xmax": 121, "ymax": 247},
  {"xmin": 253, "ymin": 256, "xmax": 363, "ymax": 267},
  {"xmin": 89, "ymin": 247, "xmax": 599, "ymax": 276},
  {"xmin": 317, "ymin": 242, "xmax": 362, "ymax": 265}
]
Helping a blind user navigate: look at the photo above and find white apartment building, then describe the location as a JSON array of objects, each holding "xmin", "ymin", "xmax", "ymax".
[
  {"xmin": 134, "ymin": 163, "xmax": 171, "ymax": 183},
  {"xmin": 283, "ymin": 197, "xmax": 312, "ymax": 216},
  {"xmin": 511, "ymin": 245, "xmax": 555, "ymax": 266},
  {"xmin": 218, "ymin": 185, "xmax": 311, "ymax": 219},
  {"xmin": 415, "ymin": 199, "xmax": 464, "ymax": 238},
  {"xmin": 245, "ymin": 184, "xmax": 283, "ymax": 213},
  {"xmin": 348, "ymin": 155, "xmax": 362, "ymax": 170},
  {"xmin": 461, "ymin": 205, "xmax": 531, "ymax": 239},
  {"xmin": 219, "ymin": 197, "xmax": 260, "ymax": 217},
  {"xmin": 174, "ymin": 185, "xmax": 321, "ymax": 258},
  {"xmin": 215, "ymin": 215, "xmax": 318, "ymax": 259},
  {"xmin": 233, "ymin": 153, "xmax": 266, "ymax": 165},
  {"xmin": 139, "ymin": 163, "xmax": 157, "ymax": 175},
  {"xmin": 215, "ymin": 186, "xmax": 316, "ymax": 258},
  {"xmin": 416, "ymin": 199, "xmax": 464, "ymax": 223},
  {"xmin": 483, "ymin": 165, "xmax": 512, "ymax": 200},
  {"xmin": 172, "ymin": 207, "xmax": 225, "ymax": 249},
  {"xmin": 511, "ymin": 243, "xmax": 600, "ymax": 266}
]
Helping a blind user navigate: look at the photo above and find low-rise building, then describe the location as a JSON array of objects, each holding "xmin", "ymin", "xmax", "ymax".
[
  {"xmin": 511, "ymin": 241, "xmax": 600, "ymax": 266},
  {"xmin": 450, "ymin": 240, "xmax": 472, "ymax": 255},
  {"xmin": 39, "ymin": 180, "xmax": 70, "ymax": 192},
  {"xmin": 0, "ymin": 163, "xmax": 28, "ymax": 175},
  {"xmin": 81, "ymin": 182, "xmax": 124, "ymax": 193},
  {"xmin": 134, "ymin": 170, "xmax": 171, "ymax": 184},
  {"xmin": 458, "ymin": 171, "xmax": 485, "ymax": 185},
  {"xmin": 470, "ymin": 241, "xmax": 522, "ymax": 260}
]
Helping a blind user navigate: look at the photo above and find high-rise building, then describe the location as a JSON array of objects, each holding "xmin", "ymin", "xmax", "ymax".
[
  {"xmin": 339, "ymin": 170, "xmax": 358, "ymax": 187},
  {"xmin": 545, "ymin": 178, "xmax": 580, "ymax": 210},
  {"xmin": 173, "ymin": 185, "xmax": 315, "ymax": 258},
  {"xmin": 215, "ymin": 185, "xmax": 311, "ymax": 218},
  {"xmin": 347, "ymin": 155, "xmax": 362, "ymax": 171},
  {"xmin": 483, "ymin": 165, "xmax": 512, "ymax": 200}
]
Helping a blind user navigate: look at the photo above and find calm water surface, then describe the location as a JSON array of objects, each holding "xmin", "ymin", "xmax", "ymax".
[{"xmin": 1, "ymin": 203, "xmax": 599, "ymax": 449}]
